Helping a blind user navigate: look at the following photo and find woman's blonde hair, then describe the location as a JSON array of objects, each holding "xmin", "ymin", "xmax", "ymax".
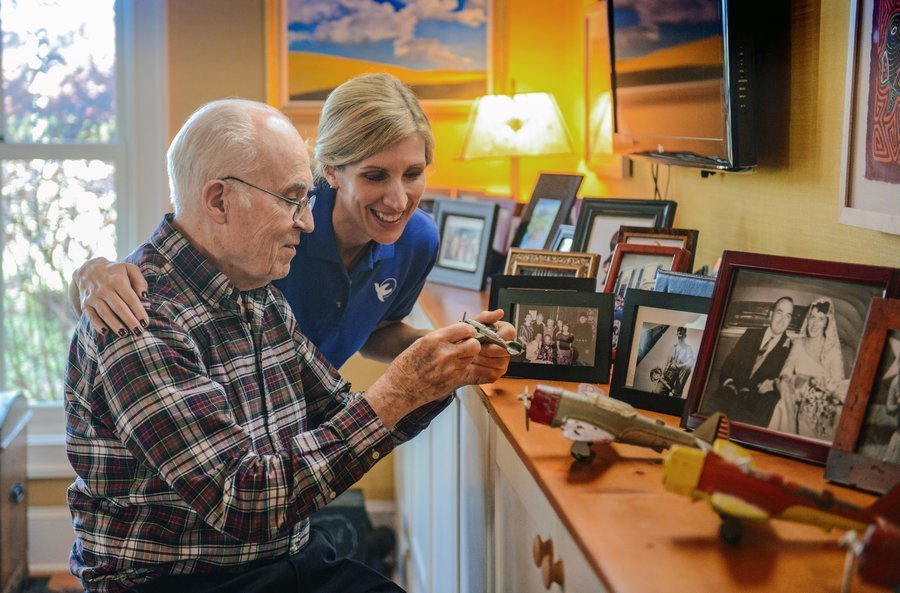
[{"xmin": 314, "ymin": 73, "xmax": 434, "ymax": 182}]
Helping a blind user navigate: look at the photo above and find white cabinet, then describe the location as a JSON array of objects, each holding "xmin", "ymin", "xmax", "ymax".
[
  {"xmin": 396, "ymin": 395, "xmax": 459, "ymax": 593},
  {"xmin": 493, "ymin": 430, "xmax": 607, "ymax": 593}
]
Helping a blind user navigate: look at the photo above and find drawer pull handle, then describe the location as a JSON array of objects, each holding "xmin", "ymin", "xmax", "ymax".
[
  {"xmin": 541, "ymin": 555, "xmax": 565, "ymax": 590},
  {"xmin": 9, "ymin": 481, "xmax": 25, "ymax": 504},
  {"xmin": 532, "ymin": 535, "xmax": 553, "ymax": 567}
]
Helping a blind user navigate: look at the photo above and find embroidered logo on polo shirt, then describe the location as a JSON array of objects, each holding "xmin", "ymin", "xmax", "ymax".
[{"xmin": 373, "ymin": 278, "xmax": 397, "ymax": 303}]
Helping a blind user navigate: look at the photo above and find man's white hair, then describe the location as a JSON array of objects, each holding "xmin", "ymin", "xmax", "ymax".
[{"xmin": 167, "ymin": 98, "xmax": 292, "ymax": 216}]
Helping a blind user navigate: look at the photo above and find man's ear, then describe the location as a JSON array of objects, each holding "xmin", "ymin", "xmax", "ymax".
[{"xmin": 202, "ymin": 179, "xmax": 229, "ymax": 223}]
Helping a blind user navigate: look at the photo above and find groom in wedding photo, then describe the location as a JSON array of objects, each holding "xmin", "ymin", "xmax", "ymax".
[{"xmin": 715, "ymin": 296, "xmax": 795, "ymax": 426}]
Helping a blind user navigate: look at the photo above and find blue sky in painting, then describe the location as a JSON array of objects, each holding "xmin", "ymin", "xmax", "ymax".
[
  {"xmin": 611, "ymin": 0, "xmax": 722, "ymax": 59},
  {"xmin": 286, "ymin": 0, "xmax": 487, "ymax": 71}
]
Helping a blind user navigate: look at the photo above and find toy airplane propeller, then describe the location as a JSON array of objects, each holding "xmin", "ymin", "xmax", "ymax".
[{"xmin": 520, "ymin": 384, "xmax": 729, "ymax": 460}]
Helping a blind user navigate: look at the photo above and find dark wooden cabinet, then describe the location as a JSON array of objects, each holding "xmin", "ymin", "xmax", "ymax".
[{"xmin": 0, "ymin": 391, "xmax": 30, "ymax": 593}]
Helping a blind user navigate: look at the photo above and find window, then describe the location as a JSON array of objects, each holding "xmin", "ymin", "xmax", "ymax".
[{"xmin": 0, "ymin": 0, "xmax": 167, "ymax": 402}]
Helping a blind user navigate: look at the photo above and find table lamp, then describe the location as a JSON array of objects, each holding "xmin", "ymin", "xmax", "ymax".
[{"xmin": 458, "ymin": 92, "xmax": 574, "ymax": 201}]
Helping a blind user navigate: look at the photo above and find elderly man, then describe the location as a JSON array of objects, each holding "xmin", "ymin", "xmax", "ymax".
[{"xmin": 65, "ymin": 99, "xmax": 512, "ymax": 593}]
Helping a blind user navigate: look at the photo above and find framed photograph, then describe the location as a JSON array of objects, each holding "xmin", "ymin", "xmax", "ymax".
[
  {"xmin": 604, "ymin": 243, "xmax": 691, "ymax": 357},
  {"xmin": 488, "ymin": 274, "xmax": 596, "ymax": 312},
  {"xmin": 511, "ymin": 173, "xmax": 583, "ymax": 250},
  {"xmin": 684, "ymin": 251, "xmax": 900, "ymax": 464},
  {"xmin": 497, "ymin": 286, "xmax": 614, "ymax": 383},
  {"xmin": 571, "ymin": 198, "xmax": 678, "ymax": 284},
  {"xmin": 611, "ymin": 290, "xmax": 710, "ymax": 416},
  {"xmin": 838, "ymin": 0, "xmax": 900, "ymax": 235},
  {"xmin": 826, "ymin": 298, "xmax": 900, "ymax": 494},
  {"xmin": 619, "ymin": 226, "xmax": 699, "ymax": 272},
  {"xmin": 265, "ymin": 0, "xmax": 498, "ymax": 112},
  {"xmin": 504, "ymin": 248, "xmax": 600, "ymax": 279},
  {"xmin": 549, "ymin": 224, "xmax": 575, "ymax": 252},
  {"xmin": 427, "ymin": 198, "xmax": 498, "ymax": 291},
  {"xmin": 461, "ymin": 194, "xmax": 518, "ymax": 256}
]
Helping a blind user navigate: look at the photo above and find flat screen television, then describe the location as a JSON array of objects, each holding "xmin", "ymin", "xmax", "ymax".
[{"xmin": 608, "ymin": 0, "xmax": 757, "ymax": 172}]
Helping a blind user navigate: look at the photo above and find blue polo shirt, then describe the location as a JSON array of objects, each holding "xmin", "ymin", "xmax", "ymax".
[{"xmin": 273, "ymin": 183, "xmax": 439, "ymax": 369}]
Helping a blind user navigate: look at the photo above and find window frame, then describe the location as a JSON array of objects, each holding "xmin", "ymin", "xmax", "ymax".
[{"xmin": 0, "ymin": 0, "xmax": 168, "ymax": 455}]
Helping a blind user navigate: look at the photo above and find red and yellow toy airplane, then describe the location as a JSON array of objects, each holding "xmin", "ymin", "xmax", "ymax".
[{"xmin": 663, "ymin": 439, "xmax": 900, "ymax": 545}]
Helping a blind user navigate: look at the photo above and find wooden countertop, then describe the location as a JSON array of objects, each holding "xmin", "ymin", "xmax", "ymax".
[{"xmin": 419, "ymin": 283, "xmax": 889, "ymax": 593}]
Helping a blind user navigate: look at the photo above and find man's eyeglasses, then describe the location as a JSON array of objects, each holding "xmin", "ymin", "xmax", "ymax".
[{"xmin": 222, "ymin": 176, "xmax": 315, "ymax": 220}]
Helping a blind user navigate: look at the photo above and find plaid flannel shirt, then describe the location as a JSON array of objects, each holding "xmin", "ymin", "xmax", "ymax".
[{"xmin": 65, "ymin": 215, "xmax": 446, "ymax": 592}]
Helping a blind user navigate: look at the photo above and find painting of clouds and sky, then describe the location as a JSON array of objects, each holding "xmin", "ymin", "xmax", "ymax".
[{"xmin": 285, "ymin": 0, "xmax": 489, "ymax": 101}]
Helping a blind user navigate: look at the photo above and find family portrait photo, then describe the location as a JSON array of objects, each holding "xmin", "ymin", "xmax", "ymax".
[
  {"xmin": 697, "ymin": 269, "xmax": 885, "ymax": 444},
  {"xmin": 514, "ymin": 304, "xmax": 598, "ymax": 367}
]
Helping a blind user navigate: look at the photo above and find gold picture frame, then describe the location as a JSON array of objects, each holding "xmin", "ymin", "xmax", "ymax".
[{"xmin": 504, "ymin": 248, "xmax": 600, "ymax": 279}]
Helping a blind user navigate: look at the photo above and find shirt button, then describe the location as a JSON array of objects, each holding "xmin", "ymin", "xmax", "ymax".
[
  {"xmin": 336, "ymin": 301, "xmax": 343, "ymax": 309},
  {"xmin": 329, "ymin": 490, "xmax": 336, "ymax": 499},
  {"xmin": 372, "ymin": 451, "xmax": 381, "ymax": 460}
]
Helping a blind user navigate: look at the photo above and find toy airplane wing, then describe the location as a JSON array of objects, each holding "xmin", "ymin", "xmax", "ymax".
[{"xmin": 709, "ymin": 493, "xmax": 771, "ymax": 522}]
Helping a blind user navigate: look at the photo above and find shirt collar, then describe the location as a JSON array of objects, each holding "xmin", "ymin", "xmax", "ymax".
[
  {"xmin": 148, "ymin": 214, "xmax": 247, "ymax": 313},
  {"xmin": 304, "ymin": 182, "xmax": 396, "ymax": 269}
]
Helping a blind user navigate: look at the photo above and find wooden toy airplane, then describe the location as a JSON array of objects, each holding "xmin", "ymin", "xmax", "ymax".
[
  {"xmin": 663, "ymin": 439, "xmax": 900, "ymax": 545},
  {"xmin": 520, "ymin": 384, "xmax": 729, "ymax": 460}
]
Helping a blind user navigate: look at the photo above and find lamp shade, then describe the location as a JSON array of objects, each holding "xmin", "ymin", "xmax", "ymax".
[{"xmin": 459, "ymin": 92, "xmax": 574, "ymax": 160}]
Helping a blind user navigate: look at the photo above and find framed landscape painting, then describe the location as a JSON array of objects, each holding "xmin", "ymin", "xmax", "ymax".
[{"xmin": 267, "ymin": 0, "xmax": 496, "ymax": 110}]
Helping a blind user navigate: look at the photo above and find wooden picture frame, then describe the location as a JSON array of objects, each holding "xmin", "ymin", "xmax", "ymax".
[
  {"xmin": 265, "ymin": 0, "xmax": 498, "ymax": 113},
  {"xmin": 511, "ymin": 173, "xmax": 583, "ymax": 250},
  {"xmin": 603, "ymin": 244, "xmax": 690, "ymax": 293},
  {"xmin": 504, "ymin": 248, "xmax": 600, "ymax": 279},
  {"xmin": 837, "ymin": 0, "xmax": 900, "ymax": 235},
  {"xmin": 604, "ymin": 243, "xmax": 691, "ymax": 358},
  {"xmin": 619, "ymin": 226, "xmax": 699, "ymax": 272},
  {"xmin": 571, "ymin": 198, "xmax": 678, "ymax": 284},
  {"xmin": 684, "ymin": 251, "xmax": 900, "ymax": 464},
  {"xmin": 427, "ymin": 198, "xmax": 497, "ymax": 291},
  {"xmin": 549, "ymin": 224, "xmax": 575, "ymax": 252},
  {"xmin": 498, "ymin": 286, "xmax": 614, "ymax": 383},
  {"xmin": 826, "ymin": 298, "xmax": 900, "ymax": 494},
  {"xmin": 611, "ymin": 290, "xmax": 710, "ymax": 416},
  {"xmin": 488, "ymin": 274, "xmax": 596, "ymax": 312}
]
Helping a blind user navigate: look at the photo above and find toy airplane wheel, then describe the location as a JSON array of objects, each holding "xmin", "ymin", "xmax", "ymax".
[
  {"xmin": 718, "ymin": 515, "xmax": 744, "ymax": 545},
  {"xmin": 570, "ymin": 441, "xmax": 594, "ymax": 461}
]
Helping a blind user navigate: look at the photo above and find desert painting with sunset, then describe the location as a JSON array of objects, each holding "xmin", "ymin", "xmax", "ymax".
[{"xmin": 284, "ymin": 0, "xmax": 488, "ymax": 102}]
